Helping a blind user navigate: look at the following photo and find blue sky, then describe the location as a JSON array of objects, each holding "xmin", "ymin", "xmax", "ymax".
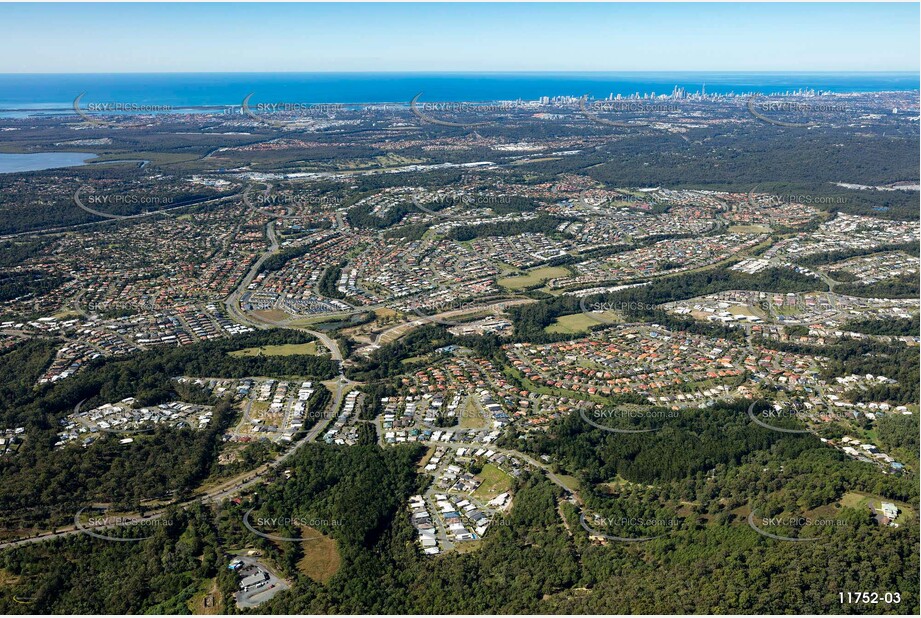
[{"xmin": 0, "ymin": 2, "xmax": 918, "ymax": 73}]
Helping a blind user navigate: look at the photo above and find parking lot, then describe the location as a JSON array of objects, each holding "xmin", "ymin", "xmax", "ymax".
[{"xmin": 231, "ymin": 556, "xmax": 289, "ymax": 608}]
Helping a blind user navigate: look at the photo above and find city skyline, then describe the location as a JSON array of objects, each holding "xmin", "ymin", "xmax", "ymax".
[{"xmin": 0, "ymin": 3, "xmax": 917, "ymax": 616}]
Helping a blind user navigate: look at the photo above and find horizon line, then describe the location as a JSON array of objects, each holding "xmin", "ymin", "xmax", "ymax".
[{"xmin": 1, "ymin": 70, "xmax": 919, "ymax": 76}]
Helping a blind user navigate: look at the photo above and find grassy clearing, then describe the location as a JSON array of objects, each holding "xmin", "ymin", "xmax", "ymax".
[
  {"xmin": 229, "ymin": 341, "xmax": 318, "ymax": 357},
  {"xmin": 401, "ymin": 354, "xmax": 429, "ymax": 365},
  {"xmin": 286, "ymin": 314, "xmax": 347, "ymax": 328},
  {"xmin": 839, "ymin": 491, "xmax": 872, "ymax": 509},
  {"xmin": 374, "ymin": 307, "xmax": 399, "ymax": 319},
  {"xmin": 729, "ymin": 224, "xmax": 773, "ymax": 234},
  {"xmin": 510, "ymin": 156, "xmax": 562, "ymax": 166},
  {"xmin": 839, "ymin": 491, "xmax": 915, "ymax": 524},
  {"xmin": 297, "ymin": 527, "xmax": 341, "ymax": 584},
  {"xmin": 554, "ymin": 474, "xmax": 581, "ymax": 494},
  {"xmin": 0, "ymin": 568, "xmax": 21, "ymax": 588},
  {"xmin": 251, "ymin": 309, "xmax": 291, "ymax": 323},
  {"xmin": 251, "ymin": 401, "xmax": 271, "ymax": 414},
  {"xmin": 460, "ymin": 397, "xmax": 489, "ymax": 429},
  {"xmin": 417, "ymin": 445, "xmax": 438, "ymax": 469},
  {"xmin": 727, "ymin": 305, "xmax": 758, "ymax": 317},
  {"xmin": 498, "ymin": 266, "xmax": 570, "ymax": 290},
  {"xmin": 378, "ymin": 321, "xmax": 421, "ymax": 345},
  {"xmin": 473, "ymin": 463, "xmax": 513, "ymax": 500},
  {"xmin": 775, "ymin": 305, "xmax": 801, "ymax": 316},
  {"xmin": 546, "ymin": 312, "xmax": 617, "ymax": 334},
  {"xmin": 454, "ymin": 540, "xmax": 484, "ymax": 553},
  {"xmin": 52, "ymin": 309, "xmax": 82, "ymax": 319},
  {"xmin": 187, "ymin": 578, "xmax": 222, "ymax": 615}
]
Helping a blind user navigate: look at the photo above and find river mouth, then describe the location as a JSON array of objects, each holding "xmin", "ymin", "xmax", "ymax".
[{"xmin": 0, "ymin": 152, "xmax": 98, "ymax": 174}]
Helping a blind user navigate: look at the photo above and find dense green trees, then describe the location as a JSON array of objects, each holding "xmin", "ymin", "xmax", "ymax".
[
  {"xmin": 796, "ymin": 242, "xmax": 918, "ymax": 267},
  {"xmin": 837, "ymin": 273, "xmax": 920, "ymax": 299},
  {"xmin": 0, "ymin": 329, "xmax": 336, "ymax": 529},
  {"xmin": 0, "ymin": 239, "xmax": 51, "ymax": 268},
  {"xmin": 755, "ymin": 337, "xmax": 919, "ymax": 406},
  {"xmin": 844, "ymin": 315, "xmax": 919, "ymax": 337},
  {"xmin": 347, "ymin": 201, "xmax": 413, "ymax": 229},
  {"xmin": 0, "ymin": 399, "xmax": 236, "ymax": 531},
  {"xmin": 447, "ymin": 215, "xmax": 565, "ymax": 241},
  {"xmin": 1, "ymin": 435, "xmax": 917, "ymax": 614},
  {"xmin": 318, "ymin": 261, "xmax": 347, "ymax": 299},
  {"xmin": 515, "ymin": 400, "xmax": 801, "ymax": 485},
  {"xmin": 260, "ymin": 242, "xmax": 319, "ymax": 273},
  {"xmin": 0, "ymin": 506, "xmax": 223, "ymax": 615},
  {"xmin": 507, "ymin": 265, "xmax": 822, "ymax": 343},
  {"xmin": 583, "ymin": 129, "xmax": 919, "ymax": 220},
  {"xmin": 346, "ymin": 324, "xmax": 455, "ymax": 382},
  {"xmin": 0, "ymin": 270, "xmax": 67, "ymax": 303},
  {"xmin": 877, "ymin": 413, "xmax": 920, "ymax": 455}
]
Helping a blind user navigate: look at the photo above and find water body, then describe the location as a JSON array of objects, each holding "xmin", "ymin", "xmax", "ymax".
[
  {"xmin": 0, "ymin": 72, "xmax": 917, "ymax": 116},
  {"xmin": 0, "ymin": 152, "xmax": 97, "ymax": 174}
]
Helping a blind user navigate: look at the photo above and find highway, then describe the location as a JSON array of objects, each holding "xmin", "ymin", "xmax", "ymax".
[
  {"xmin": 0, "ymin": 211, "xmax": 543, "ymax": 549},
  {"xmin": 0, "ymin": 381, "xmax": 345, "ymax": 550},
  {"xmin": 0, "ymin": 212, "xmax": 350, "ymax": 550},
  {"xmin": 0, "ymin": 192, "xmax": 241, "ymax": 241}
]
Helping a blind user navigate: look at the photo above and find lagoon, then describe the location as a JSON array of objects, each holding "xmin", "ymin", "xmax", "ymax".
[{"xmin": 0, "ymin": 152, "xmax": 97, "ymax": 174}]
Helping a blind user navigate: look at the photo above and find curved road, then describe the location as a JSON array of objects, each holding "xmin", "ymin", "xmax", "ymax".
[
  {"xmin": 0, "ymin": 386, "xmax": 345, "ymax": 550},
  {"xmin": 1, "ymin": 212, "xmax": 350, "ymax": 550},
  {"xmin": 3, "ymin": 206, "xmax": 549, "ymax": 548},
  {"xmin": 425, "ymin": 439, "xmax": 582, "ymax": 505}
]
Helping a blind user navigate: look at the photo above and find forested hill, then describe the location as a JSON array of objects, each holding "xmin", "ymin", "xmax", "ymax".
[{"xmin": 2, "ymin": 438, "xmax": 916, "ymax": 614}]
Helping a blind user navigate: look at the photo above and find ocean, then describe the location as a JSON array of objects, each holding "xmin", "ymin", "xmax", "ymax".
[{"xmin": 0, "ymin": 72, "xmax": 917, "ymax": 114}]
